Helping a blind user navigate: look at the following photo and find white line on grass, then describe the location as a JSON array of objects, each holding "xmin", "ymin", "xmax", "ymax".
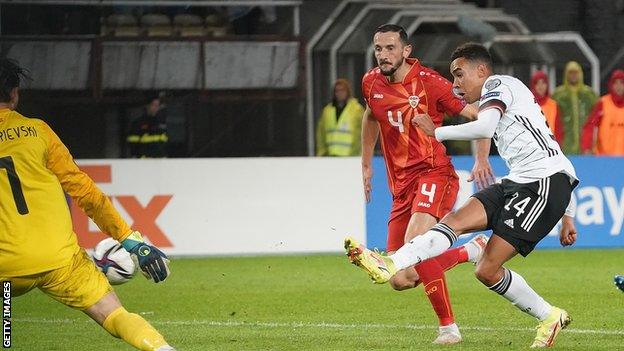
[{"xmin": 13, "ymin": 318, "xmax": 624, "ymax": 336}]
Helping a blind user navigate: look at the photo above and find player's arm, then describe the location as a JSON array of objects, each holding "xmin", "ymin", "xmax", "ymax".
[
  {"xmin": 560, "ymin": 195, "xmax": 577, "ymax": 246},
  {"xmin": 470, "ymin": 137, "xmax": 494, "ymax": 190},
  {"xmin": 361, "ymin": 105, "xmax": 378, "ymax": 203},
  {"xmin": 42, "ymin": 121, "xmax": 170, "ymax": 282},
  {"xmin": 414, "ymin": 107, "xmax": 500, "ymax": 141},
  {"xmin": 43, "ymin": 122, "xmax": 132, "ymax": 241},
  {"xmin": 456, "ymin": 103, "xmax": 495, "ymax": 188},
  {"xmin": 417, "ymin": 78, "xmax": 511, "ymax": 140}
]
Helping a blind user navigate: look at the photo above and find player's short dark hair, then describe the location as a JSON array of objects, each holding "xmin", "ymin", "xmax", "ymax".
[
  {"xmin": 374, "ymin": 24, "xmax": 410, "ymax": 46},
  {"xmin": 0, "ymin": 58, "xmax": 30, "ymax": 103},
  {"xmin": 451, "ymin": 42, "xmax": 493, "ymax": 69}
]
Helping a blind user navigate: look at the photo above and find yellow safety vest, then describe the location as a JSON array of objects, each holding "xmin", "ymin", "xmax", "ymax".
[{"xmin": 316, "ymin": 98, "xmax": 364, "ymax": 156}]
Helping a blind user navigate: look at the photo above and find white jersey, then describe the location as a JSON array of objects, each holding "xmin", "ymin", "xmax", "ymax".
[{"xmin": 479, "ymin": 75, "xmax": 578, "ymax": 184}]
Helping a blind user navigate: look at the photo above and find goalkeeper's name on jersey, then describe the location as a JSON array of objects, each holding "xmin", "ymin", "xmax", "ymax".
[{"xmin": 0, "ymin": 124, "xmax": 38, "ymax": 142}]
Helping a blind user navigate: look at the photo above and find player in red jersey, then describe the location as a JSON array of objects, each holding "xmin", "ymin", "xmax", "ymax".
[{"xmin": 345, "ymin": 24, "xmax": 494, "ymax": 344}]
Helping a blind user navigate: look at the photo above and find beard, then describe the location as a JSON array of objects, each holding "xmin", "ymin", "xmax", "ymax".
[{"xmin": 379, "ymin": 57, "xmax": 403, "ymax": 76}]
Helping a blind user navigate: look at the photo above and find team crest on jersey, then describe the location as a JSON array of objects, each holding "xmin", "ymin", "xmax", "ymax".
[
  {"xmin": 485, "ymin": 78, "xmax": 501, "ymax": 91},
  {"xmin": 408, "ymin": 95, "xmax": 420, "ymax": 108}
]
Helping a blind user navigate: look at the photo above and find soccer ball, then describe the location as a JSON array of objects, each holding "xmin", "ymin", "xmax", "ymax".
[{"xmin": 92, "ymin": 238, "xmax": 137, "ymax": 285}]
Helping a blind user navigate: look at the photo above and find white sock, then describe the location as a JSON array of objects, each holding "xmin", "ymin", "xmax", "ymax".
[
  {"xmin": 489, "ymin": 268, "xmax": 552, "ymax": 321},
  {"xmin": 389, "ymin": 223, "xmax": 457, "ymax": 270}
]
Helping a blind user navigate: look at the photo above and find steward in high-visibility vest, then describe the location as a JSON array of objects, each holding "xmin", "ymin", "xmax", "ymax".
[
  {"xmin": 316, "ymin": 79, "xmax": 365, "ymax": 156},
  {"xmin": 581, "ymin": 69, "xmax": 624, "ymax": 155},
  {"xmin": 530, "ymin": 71, "xmax": 563, "ymax": 143}
]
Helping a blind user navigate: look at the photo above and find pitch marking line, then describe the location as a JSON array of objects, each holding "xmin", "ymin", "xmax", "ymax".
[{"xmin": 13, "ymin": 318, "xmax": 624, "ymax": 336}]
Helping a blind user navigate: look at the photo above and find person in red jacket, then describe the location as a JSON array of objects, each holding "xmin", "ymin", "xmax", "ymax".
[
  {"xmin": 581, "ymin": 69, "xmax": 624, "ymax": 155},
  {"xmin": 530, "ymin": 71, "xmax": 563, "ymax": 143}
]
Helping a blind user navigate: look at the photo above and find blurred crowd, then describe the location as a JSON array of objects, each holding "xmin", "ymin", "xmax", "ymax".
[
  {"xmin": 533, "ymin": 63, "xmax": 624, "ymax": 156},
  {"xmin": 317, "ymin": 62, "xmax": 624, "ymax": 157}
]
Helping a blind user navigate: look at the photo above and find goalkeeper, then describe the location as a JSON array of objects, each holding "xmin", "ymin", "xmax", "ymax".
[{"xmin": 0, "ymin": 58, "xmax": 174, "ymax": 351}]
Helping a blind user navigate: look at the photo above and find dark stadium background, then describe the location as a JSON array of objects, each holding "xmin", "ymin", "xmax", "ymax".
[{"xmin": 1, "ymin": 0, "xmax": 622, "ymax": 158}]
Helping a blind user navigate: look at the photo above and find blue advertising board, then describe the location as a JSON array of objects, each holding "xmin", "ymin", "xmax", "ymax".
[{"xmin": 366, "ymin": 156, "xmax": 624, "ymax": 250}]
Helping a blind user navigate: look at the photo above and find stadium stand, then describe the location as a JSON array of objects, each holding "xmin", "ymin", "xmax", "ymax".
[
  {"xmin": 104, "ymin": 13, "xmax": 140, "ymax": 37},
  {"xmin": 140, "ymin": 13, "xmax": 173, "ymax": 37},
  {"xmin": 173, "ymin": 14, "xmax": 204, "ymax": 37}
]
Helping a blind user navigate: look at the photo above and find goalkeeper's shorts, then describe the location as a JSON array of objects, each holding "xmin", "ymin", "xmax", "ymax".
[{"xmin": 0, "ymin": 248, "xmax": 112, "ymax": 310}]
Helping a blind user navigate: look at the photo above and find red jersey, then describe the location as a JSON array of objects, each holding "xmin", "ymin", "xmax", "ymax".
[{"xmin": 362, "ymin": 58, "xmax": 466, "ymax": 196}]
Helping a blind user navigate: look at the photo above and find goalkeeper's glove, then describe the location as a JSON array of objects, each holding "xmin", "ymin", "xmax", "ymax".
[{"xmin": 121, "ymin": 231, "xmax": 170, "ymax": 283}]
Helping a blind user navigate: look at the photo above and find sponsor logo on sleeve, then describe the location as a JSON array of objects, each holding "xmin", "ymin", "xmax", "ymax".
[{"xmin": 480, "ymin": 91, "xmax": 501, "ymax": 101}]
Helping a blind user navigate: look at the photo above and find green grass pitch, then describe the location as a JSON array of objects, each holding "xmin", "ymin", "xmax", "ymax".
[{"xmin": 9, "ymin": 249, "xmax": 624, "ymax": 350}]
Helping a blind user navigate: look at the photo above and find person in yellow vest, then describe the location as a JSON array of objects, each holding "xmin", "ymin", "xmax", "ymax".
[
  {"xmin": 530, "ymin": 71, "xmax": 563, "ymax": 143},
  {"xmin": 316, "ymin": 78, "xmax": 365, "ymax": 156},
  {"xmin": 581, "ymin": 69, "xmax": 624, "ymax": 155},
  {"xmin": 0, "ymin": 58, "xmax": 174, "ymax": 350}
]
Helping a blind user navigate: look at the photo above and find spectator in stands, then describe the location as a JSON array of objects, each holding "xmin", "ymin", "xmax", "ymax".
[
  {"xmin": 552, "ymin": 61, "xmax": 598, "ymax": 154},
  {"xmin": 127, "ymin": 93, "xmax": 168, "ymax": 158},
  {"xmin": 531, "ymin": 71, "xmax": 563, "ymax": 143},
  {"xmin": 581, "ymin": 69, "xmax": 624, "ymax": 155},
  {"xmin": 316, "ymin": 79, "xmax": 364, "ymax": 156}
]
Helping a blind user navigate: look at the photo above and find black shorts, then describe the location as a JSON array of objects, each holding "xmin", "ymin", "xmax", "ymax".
[{"xmin": 472, "ymin": 172, "xmax": 575, "ymax": 256}]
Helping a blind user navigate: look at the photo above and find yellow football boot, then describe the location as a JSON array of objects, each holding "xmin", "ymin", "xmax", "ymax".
[
  {"xmin": 344, "ymin": 237, "xmax": 397, "ymax": 284},
  {"xmin": 530, "ymin": 307, "xmax": 571, "ymax": 348}
]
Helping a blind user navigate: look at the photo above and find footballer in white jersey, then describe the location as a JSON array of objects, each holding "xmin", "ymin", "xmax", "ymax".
[{"xmin": 409, "ymin": 45, "xmax": 579, "ymax": 256}]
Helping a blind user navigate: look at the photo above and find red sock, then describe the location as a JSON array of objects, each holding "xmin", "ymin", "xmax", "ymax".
[
  {"xmin": 434, "ymin": 246, "xmax": 469, "ymax": 272},
  {"xmin": 414, "ymin": 259, "xmax": 455, "ymax": 326}
]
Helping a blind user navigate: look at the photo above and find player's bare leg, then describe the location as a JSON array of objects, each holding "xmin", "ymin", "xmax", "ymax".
[
  {"xmin": 476, "ymin": 236, "xmax": 571, "ymax": 348},
  {"xmin": 85, "ymin": 291, "xmax": 122, "ymax": 323},
  {"xmin": 385, "ymin": 257, "xmax": 420, "ymax": 290},
  {"xmin": 85, "ymin": 292, "xmax": 175, "ymax": 351}
]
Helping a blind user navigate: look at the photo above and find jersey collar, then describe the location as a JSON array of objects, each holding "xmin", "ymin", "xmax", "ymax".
[{"xmin": 386, "ymin": 58, "xmax": 421, "ymax": 85}]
